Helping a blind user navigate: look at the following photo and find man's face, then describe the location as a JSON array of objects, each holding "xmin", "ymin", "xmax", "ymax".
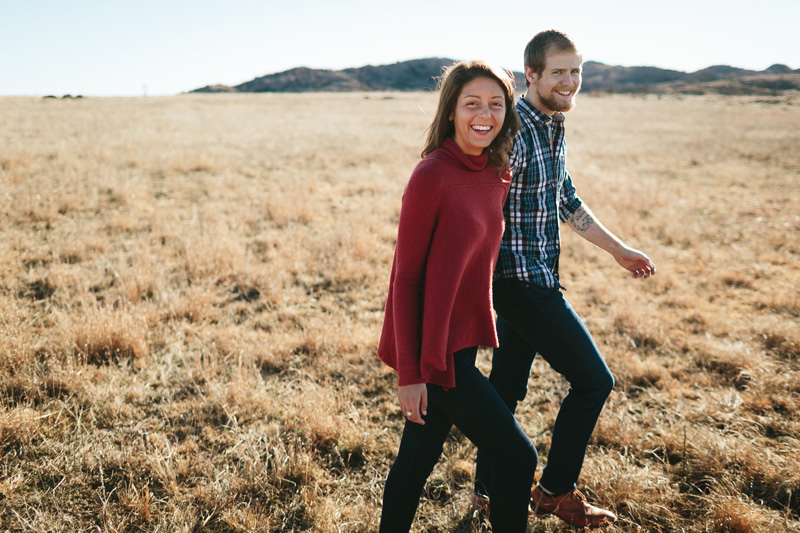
[{"xmin": 525, "ymin": 51, "xmax": 582, "ymax": 115}]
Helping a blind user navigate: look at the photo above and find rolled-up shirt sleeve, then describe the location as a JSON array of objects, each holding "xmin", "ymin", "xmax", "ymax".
[{"xmin": 558, "ymin": 169, "xmax": 583, "ymax": 223}]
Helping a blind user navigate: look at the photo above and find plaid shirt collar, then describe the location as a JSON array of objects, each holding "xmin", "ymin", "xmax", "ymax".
[{"xmin": 517, "ymin": 95, "xmax": 565, "ymax": 127}]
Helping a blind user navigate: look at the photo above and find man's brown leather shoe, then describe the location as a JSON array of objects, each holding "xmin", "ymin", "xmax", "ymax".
[{"xmin": 530, "ymin": 486, "xmax": 616, "ymax": 528}]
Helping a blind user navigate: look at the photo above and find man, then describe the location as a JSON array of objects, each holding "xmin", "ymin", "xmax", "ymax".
[{"xmin": 473, "ymin": 30, "xmax": 656, "ymax": 528}]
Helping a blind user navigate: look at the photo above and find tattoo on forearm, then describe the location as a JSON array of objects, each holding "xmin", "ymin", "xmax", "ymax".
[{"xmin": 570, "ymin": 207, "xmax": 593, "ymax": 233}]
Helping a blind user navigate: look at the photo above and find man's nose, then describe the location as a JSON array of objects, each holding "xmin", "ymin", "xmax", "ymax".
[{"xmin": 563, "ymin": 72, "xmax": 579, "ymax": 87}]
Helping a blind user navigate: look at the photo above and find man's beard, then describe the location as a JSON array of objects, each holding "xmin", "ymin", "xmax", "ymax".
[{"xmin": 538, "ymin": 88, "xmax": 578, "ymax": 113}]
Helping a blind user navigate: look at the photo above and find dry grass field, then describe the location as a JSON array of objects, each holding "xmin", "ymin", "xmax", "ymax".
[{"xmin": 1, "ymin": 90, "xmax": 799, "ymax": 532}]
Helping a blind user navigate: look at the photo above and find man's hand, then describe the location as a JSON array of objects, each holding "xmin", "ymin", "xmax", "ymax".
[
  {"xmin": 398, "ymin": 383, "xmax": 428, "ymax": 425},
  {"xmin": 615, "ymin": 247, "xmax": 656, "ymax": 279},
  {"xmin": 568, "ymin": 204, "xmax": 656, "ymax": 279}
]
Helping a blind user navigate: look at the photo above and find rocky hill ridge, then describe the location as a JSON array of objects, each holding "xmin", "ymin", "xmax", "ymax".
[{"xmin": 191, "ymin": 58, "xmax": 800, "ymax": 95}]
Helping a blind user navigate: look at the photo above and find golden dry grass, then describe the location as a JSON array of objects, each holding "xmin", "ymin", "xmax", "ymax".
[{"xmin": 0, "ymin": 91, "xmax": 799, "ymax": 532}]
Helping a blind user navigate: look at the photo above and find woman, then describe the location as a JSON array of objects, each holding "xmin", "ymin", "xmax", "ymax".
[{"xmin": 378, "ymin": 61, "xmax": 537, "ymax": 532}]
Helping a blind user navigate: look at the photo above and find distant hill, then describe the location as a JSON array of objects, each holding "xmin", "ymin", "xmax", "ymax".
[
  {"xmin": 581, "ymin": 61, "xmax": 800, "ymax": 94},
  {"xmin": 191, "ymin": 59, "xmax": 800, "ymax": 95},
  {"xmin": 341, "ymin": 58, "xmax": 464, "ymax": 91},
  {"xmin": 192, "ymin": 58, "xmax": 459, "ymax": 93},
  {"xmin": 581, "ymin": 61, "xmax": 687, "ymax": 91}
]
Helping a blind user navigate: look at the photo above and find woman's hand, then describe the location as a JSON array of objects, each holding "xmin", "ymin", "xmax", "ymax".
[{"xmin": 398, "ymin": 383, "xmax": 428, "ymax": 425}]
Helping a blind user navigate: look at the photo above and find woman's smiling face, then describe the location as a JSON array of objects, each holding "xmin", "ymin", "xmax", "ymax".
[{"xmin": 450, "ymin": 76, "xmax": 506, "ymax": 156}]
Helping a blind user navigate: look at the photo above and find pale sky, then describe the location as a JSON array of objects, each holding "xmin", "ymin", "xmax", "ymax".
[{"xmin": 2, "ymin": 0, "xmax": 798, "ymax": 96}]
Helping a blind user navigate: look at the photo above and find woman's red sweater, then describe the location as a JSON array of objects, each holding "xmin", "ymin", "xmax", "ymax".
[{"xmin": 378, "ymin": 138, "xmax": 511, "ymax": 389}]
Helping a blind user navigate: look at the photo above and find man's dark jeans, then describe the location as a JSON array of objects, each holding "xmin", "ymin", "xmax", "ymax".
[
  {"xmin": 381, "ymin": 346, "xmax": 537, "ymax": 533},
  {"xmin": 475, "ymin": 278, "xmax": 615, "ymax": 497}
]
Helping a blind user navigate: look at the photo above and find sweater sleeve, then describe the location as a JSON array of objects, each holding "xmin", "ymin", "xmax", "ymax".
[{"xmin": 390, "ymin": 171, "xmax": 440, "ymax": 386}]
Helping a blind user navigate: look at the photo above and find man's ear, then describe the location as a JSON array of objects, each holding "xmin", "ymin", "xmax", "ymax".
[{"xmin": 525, "ymin": 66, "xmax": 537, "ymax": 87}]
